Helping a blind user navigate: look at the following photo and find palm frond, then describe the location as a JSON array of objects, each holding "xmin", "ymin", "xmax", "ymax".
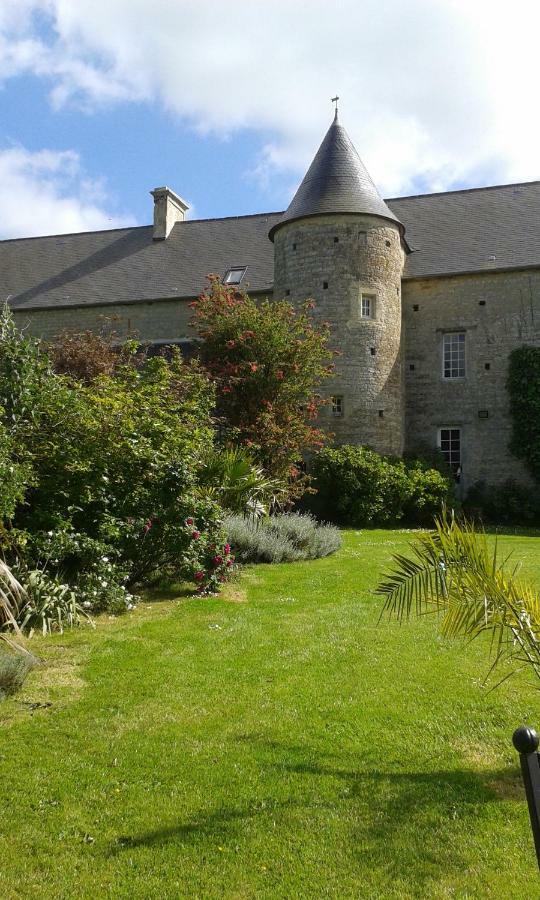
[{"xmin": 377, "ymin": 511, "xmax": 540, "ymax": 687}]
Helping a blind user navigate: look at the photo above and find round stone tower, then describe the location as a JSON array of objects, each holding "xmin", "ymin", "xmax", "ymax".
[{"xmin": 269, "ymin": 111, "xmax": 406, "ymax": 456}]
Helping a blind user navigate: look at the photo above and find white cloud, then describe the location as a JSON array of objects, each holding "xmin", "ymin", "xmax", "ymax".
[
  {"xmin": 0, "ymin": 146, "xmax": 136, "ymax": 239},
  {"xmin": 1, "ymin": 0, "xmax": 540, "ymax": 196}
]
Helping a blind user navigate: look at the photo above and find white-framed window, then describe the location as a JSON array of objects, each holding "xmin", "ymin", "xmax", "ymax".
[
  {"xmin": 361, "ymin": 293, "xmax": 376, "ymax": 318},
  {"xmin": 438, "ymin": 427, "xmax": 462, "ymax": 479},
  {"xmin": 223, "ymin": 266, "xmax": 247, "ymax": 285},
  {"xmin": 331, "ymin": 395, "xmax": 344, "ymax": 417},
  {"xmin": 442, "ymin": 332, "xmax": 465, "ymax": 379}
]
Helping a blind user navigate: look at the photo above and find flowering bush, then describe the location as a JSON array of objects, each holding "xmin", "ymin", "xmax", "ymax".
[
  {"xmin": 0, "ymin": 308, "xmax": 235, "ymax": 625},
  {"xmin": 192, "ymin": 277, "xmax": 335, "ymax": 500}
]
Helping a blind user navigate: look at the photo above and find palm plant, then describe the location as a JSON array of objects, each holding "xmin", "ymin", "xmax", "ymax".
[
  {"xmin": 198, "ymin": 447, "xmax": 289, "ymax": 518},
  {"xmin": 377, "ymin": 511, "xmax": 540, "ymax": 688}
]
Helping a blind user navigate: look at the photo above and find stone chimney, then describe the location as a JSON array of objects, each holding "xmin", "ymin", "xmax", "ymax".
[{"xmin": 150, "ymin": 187, "xmax": 189, "ymax": 240}]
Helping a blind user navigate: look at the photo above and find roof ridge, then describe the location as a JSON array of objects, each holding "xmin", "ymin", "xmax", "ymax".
[
  {"xmin": 0, "ymin": 211, "xmax": 286, "ymax": 245},
  {"xmin": 183, "ymin": 210, "xmax": 283, "ymax": 225},
  {"xmin": 0, "ymin": 224, "xmax": 151, "ymax": 245},
  {"xmin": 386, "ymin": 179, "xmax": 540, "ymax": 203}
]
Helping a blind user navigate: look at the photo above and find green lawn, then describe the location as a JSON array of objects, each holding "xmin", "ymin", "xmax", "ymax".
[{"xmin": 1, "ymin": 529, "xmax": 540, "ymax": 899}]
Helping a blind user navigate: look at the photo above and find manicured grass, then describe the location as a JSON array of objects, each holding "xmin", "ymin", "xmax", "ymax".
[{"xmin": 1, "ymin": 529, "xmax": 539, "ymax": 899}]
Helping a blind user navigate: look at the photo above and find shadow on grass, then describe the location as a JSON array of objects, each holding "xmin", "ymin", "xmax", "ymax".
[
  {"xmin": 140, "ymin": 582, "xmax": 196, "ymax": 603},
  {"xmin": 110, "ymin": 734, "xmax": 525, "ymax": 889},
  {"xmin": 479, "ymin": 525, "xmax": 540, "ymax": 538}
]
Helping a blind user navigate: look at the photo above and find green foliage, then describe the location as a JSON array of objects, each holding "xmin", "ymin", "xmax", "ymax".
[
  {"xmin": 0, "ymin": 308, "xmax": 235, "ymax": 621},
  {"xmin": 192, "ymin": 276, "xmax": 335, "ymax": 497},
  {"xmin": 377, "ymin": 511, "xmax": 540, "ymax": 687},
  {"xmin": 0, "ymin": 647, "xmax": 35, "ymax": 699},
  {"xmin": 464, "ymin": 479, "xmax": 540, "ymax": 525},
  {"xmin": 508, "ymin": 346, "xmax": 540, "ymax": 481},
  {"xmin": 0, "ymin": 419, "xmax": 30, "ymax": 524},
  {"xmin": 15, "ymin": 566, "xmax": 92, "ymax": 636},
  {"xmin": 225, "ymin": 512, "xmax": 341, "ymax": 564},
  {"xmin": 308, "ymin": 445, "xmax": 454, "ymax": 526},
  {"xmin": 198, "ymin": 446, "xmax": 289, "ymax": 517}
]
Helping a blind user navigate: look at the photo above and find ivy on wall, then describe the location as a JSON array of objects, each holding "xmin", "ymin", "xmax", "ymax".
[{"xmin": 507, "ymin": 347, "xmax": 540, "ymax": 482}]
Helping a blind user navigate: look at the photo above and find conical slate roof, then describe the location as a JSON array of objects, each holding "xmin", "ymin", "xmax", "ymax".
[{"xmin": 269, "ymin": 112, "xmax": 403, "ymax": 240}]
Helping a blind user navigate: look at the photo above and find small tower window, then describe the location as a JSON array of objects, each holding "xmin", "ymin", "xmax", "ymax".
[
  {"xmin": 323, "ymin": 281, "xmax": 329, "ymax": 290},
  {"xmin": 361, "ymin": 293, "xmax": 376, "ymax": 318},
  {"xmin": 333, "ymin": 236, "xmax": 339, "ymax": 244},
  {"xmin": 331, "ymin": 396, "xmax": 344, "ymax": 417},
  {"xmin": 224, "ymin": 266, "xmax": 247, "ymax": 285}
]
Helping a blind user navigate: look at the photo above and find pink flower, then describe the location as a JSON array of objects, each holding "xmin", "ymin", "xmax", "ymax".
[
  {"xmin": 192, "ymin": 530, "xmax": 201, "ymax": 540},
  {"xmin": 226, "ymin": 559, "xmax": 233, "ymax": 567},
  {"xmin": 212, "ymin": 555, "xmax": 223, "ymax": 567},
  {"xmin": 185, "ymin": 517, "xmax": 194, "ymax": 526},
  {"xmin": 224, "ymin": 543, "xmax": 231, "ymax": 554},
  {"xmin": 194, "ymin": 571, "xmax": 205, "ymax": 582}
]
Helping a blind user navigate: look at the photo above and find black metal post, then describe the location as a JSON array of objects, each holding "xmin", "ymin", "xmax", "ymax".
[{"xmin": 512, "ymin": 725, "xmax": 540, "ymax": 870}]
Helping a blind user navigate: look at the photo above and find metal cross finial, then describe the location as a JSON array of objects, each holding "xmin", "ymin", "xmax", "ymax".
[{"xmin": 331, "ymin": 96, "xmax": 339, "ymax": 119}]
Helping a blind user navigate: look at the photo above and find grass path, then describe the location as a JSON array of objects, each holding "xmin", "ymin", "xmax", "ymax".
[{"xmin": 1, "ymin": 529, "xmax": 539, "ymax": 898}]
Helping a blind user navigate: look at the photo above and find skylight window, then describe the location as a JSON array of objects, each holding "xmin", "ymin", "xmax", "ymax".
[{"xmin": 223, "ymin": 266, "xmax": 247, "ymax": 285}]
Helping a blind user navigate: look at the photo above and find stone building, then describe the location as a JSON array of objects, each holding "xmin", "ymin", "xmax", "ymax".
[{"xmin": 2, "ymin": 111, "xmax": 540, "ymax": 492}]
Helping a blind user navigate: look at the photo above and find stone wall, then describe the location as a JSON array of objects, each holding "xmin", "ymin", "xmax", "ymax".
[
  {"xmin": 12, "ymin": 297, "xmax": 194, "ymax": 343},
  {"xmin": 402, "ymin": 269, "xmax": 540, "ymax": 490},
  {"xmin": 273, "ymin": 214, "xmax": 405, "ymax": 456}
]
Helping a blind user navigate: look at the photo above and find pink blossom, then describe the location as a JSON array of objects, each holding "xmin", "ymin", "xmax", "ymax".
[
  {"xmin": 224, "ymin": 543, "xmax": 231, "ymax": 554},
  {"xmin": 194, "ymin": 571, "xmax": 205, "ymax": 582},
  {"xmin": 185, "ymin": 517, "xmax": 194, "ymax": 526},
  {"xmin": 192, "ymin": 530, "xmax": 201, "ymax": 540},
  {"xmin": 212, "ymin": 555, "xmax": 223, "ymax": 567}
]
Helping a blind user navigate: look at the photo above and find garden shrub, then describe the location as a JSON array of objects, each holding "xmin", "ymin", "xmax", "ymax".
[
  {"xmin": 225, "ymin": 513, "xmax": 341, "ymax": 564},
  {"xmin": 464, "ymin": 479, "xmax": 540, "ymax": 526},
  {"xmin": 192, "ymin": 276, "xmax": 335, "ymax": 500},
  {"xmin": 198, "ymin": 447, "xmax": 289, "ymax": 517},
  {"xmin": 0, "ymin": 307, "xmax": 235, "ymax": 620},
  {"xmin": 14, "ymin": 567, "xmax": 91, "ymax": 635},
  {"xmin": 507, "ymin": 347, "xmax": 540, "ymax": 482},
  {"xmin": 0, "ymin": 647, "xmax": 36, "ymax": 699},
  {"xmin": 307, "ymin": 445, "xmax": 454, "ymax": 527}
]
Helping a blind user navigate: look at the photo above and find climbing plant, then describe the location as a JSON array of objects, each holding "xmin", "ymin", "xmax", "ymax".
[{"xmin": 507, "ymin": 346, "xmax": 540, "ymax": 482}]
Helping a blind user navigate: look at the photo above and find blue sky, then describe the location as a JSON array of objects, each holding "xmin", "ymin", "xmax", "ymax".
[{"xmin": 0, "ymin": 0, "xmax": 538, "ymax": 238}]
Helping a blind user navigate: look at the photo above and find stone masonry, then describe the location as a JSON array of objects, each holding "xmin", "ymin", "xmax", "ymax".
[{"xmin": 273, "ymin": 214, "xmax": 404, "ymax": 456}]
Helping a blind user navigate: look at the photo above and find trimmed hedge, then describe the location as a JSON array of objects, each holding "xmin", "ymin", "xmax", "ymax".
[{"xmin": 307, "ymin": 445, "xmax": 454, "ymax": 527}]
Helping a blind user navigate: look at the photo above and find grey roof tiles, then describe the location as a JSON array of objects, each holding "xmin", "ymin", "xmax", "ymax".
[
  {"xmin": 268, "ymin": 113, "xmax": 401, "ymax": 240},
  {"xmin": 2, "ymin": 181, "xmax": 540, "ymax": 311}
]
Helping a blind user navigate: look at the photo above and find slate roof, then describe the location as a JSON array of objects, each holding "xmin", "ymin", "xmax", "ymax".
[
  {"xmin": 2, "ymin": 181, "xmax": 540, "ymax": 311},
  {"xmin": 268, "ymin": 113, "xmax": 401, "ymax": 240},
  {"xmin": 1, "ymin": 213, "xmax": 281, "ymax": 311}
]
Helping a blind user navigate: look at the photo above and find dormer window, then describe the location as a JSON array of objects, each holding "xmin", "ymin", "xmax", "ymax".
[{"xmin": 223, "ymin": 266, "xmax": 247, "ymax": 285}]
